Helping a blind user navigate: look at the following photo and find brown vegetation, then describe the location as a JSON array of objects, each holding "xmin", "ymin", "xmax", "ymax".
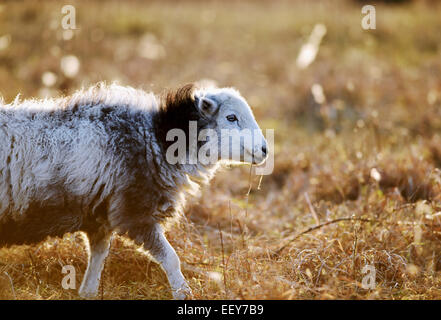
[{"xmin": 1, "ymin": 0, "xmax": 441, "ymax": 299}]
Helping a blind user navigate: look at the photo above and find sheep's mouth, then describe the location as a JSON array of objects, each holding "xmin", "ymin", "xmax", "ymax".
[
  {"xmin": 252, "ymin": 156, "xmax": 267, "ymax": 165},
  {"xmin": 251, "ymin": 152, "xmax": 268, "ymax": 165},
  {"xmin": 243, "ymin": 147, "xmax": 267, "ymax": 165}
]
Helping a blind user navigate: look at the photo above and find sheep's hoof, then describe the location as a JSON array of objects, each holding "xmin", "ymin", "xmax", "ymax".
[
  {"xmin": 172, "ymin": 284, "xmax": 193, "ymax": 300},
  {"xmin": 78, "ymin": 288, "xmax": 99, "ymax": 300}
]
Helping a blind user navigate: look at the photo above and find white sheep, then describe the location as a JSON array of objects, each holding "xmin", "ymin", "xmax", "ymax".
[{"xmin": 0, "ymin": 83, "xmax": 267, "ymax": 299}]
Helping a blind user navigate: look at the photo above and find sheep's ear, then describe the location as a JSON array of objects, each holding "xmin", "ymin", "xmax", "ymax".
[{"xmin": 195, "ymin": 96, "xmax": 219, "ymax": 118}]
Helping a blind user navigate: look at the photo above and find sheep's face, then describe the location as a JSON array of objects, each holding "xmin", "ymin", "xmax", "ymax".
[{"xmin": 194, "ymin": 88, "xmax": 267, "ymax": 165}]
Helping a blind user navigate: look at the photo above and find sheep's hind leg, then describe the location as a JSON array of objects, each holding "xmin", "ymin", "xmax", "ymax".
[
  {"xmin": 144, "ymin": 224, "xmax": 192, "ymax": 300},
  {"xmin": 78, "ymin": 230, "xmax": 112, "ymax": 299}
]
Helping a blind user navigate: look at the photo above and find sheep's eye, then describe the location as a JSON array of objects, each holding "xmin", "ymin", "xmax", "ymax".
[{"xmin": 226, "ymin": 114, "xmax": 238, "ymax": 122}]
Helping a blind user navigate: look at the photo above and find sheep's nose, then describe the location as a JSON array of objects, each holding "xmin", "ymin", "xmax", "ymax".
[{"xmin": 261, "ymin": 145, "xmax": 267, "ymax": 156}]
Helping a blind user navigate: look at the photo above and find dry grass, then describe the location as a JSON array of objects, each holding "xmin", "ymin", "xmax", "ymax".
[{"xmin": 1, "ymin": 0, "xmax": 441, "ymax": 299}]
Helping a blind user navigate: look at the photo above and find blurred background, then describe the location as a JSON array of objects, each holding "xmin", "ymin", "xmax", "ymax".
[{"xmin": 1, "ymin": 0, "xmax": 441, "ymax": 300}]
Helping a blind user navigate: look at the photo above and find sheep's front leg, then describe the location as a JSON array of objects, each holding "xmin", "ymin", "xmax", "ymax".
[
  {"xmin": 78, "ymin": 231, "xmax": 112, "ymax": 299},
  {"xmin": 144, "ymin": 224, "xmax": 192, "ymax": 300}
]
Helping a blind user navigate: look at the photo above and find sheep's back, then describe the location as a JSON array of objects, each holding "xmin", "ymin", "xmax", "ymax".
[{"xmin": 0, "ymin": 104, "xmax": 134, "ymax": 244}]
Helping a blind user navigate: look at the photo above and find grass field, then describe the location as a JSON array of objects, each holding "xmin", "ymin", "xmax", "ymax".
[{"xmin": 1, "ymin": 0, "xmax": 441, "ymax": 299}]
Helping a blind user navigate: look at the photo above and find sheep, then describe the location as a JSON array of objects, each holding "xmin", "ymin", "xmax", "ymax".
[{"xmin": 0, "ymin": 83, "xmax": 268, "ymax": 299}]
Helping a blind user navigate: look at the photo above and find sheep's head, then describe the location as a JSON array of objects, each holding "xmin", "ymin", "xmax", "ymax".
[{"xmin": 193, "ymin": 87, "xmax": 268, "ymax": 166}]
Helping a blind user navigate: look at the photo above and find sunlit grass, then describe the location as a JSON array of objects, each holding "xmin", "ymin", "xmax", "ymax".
[{"xmin": 0, "ymin": 0, "xmax": 441, "ymax": 299}]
